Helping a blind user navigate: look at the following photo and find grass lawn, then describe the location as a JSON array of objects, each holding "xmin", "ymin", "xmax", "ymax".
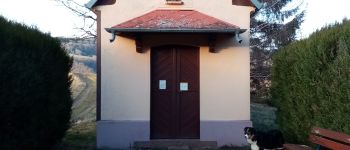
[{"xmin": 53, "ymin": 122, "xmax": 96, "ymax": 150}]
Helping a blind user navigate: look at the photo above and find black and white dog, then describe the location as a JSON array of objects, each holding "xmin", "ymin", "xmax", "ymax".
[{"xmin": 244, "ymin": 127, "xmax": 285, "ymax": 150}]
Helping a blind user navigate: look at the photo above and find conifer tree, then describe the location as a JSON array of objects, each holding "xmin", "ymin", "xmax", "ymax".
[
  {"xmin": 250, "ymin": 0, "xmax": 304, "ymax": 102},
  {"xmin": 0, "ymin": 16, "xmax": 73, "ymax": 150}
]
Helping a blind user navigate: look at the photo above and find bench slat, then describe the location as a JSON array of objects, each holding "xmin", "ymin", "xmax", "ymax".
[
  {"xmin": 284, "ymin": 144, "xmax": 312, "ymax": 150},
  {"xmin": 312, "ymin": 127, "xmax": 350, "ymax": 144},
  {"xmin": 309, "ymin": 135, "xmax": 350, "ymax": 150}
]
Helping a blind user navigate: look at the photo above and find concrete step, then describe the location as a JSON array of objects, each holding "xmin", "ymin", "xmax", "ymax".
[
  {"xmin": 134, "ymin": 140, "xmax": 217, "ymax": 150},
  {"xmin": 168, "ymin": 145, "xmax": 190, "ymax": 150}
]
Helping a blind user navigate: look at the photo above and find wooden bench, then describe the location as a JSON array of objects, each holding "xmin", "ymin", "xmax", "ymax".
[{"xmin": 284, "ymin": 127, "xmax": 350, "ymax": 150}]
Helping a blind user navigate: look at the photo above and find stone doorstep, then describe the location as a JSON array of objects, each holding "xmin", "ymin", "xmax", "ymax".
[
  {"xmin": 168, "ymin": 145, "xmax": 190, "ymax": 150},
  {"xmin": 134, "ymin": 140, "xmax": 217, "ymax": 150}
]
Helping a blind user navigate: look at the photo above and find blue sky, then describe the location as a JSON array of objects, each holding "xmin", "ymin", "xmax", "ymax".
[{"xmin": 0, "ymin": 0, "xmax": 349, "ymax": 38}]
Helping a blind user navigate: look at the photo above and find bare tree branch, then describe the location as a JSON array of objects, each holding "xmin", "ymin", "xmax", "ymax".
[{"xmin": 54, "ymin": 0, "xmax": 97, "ymax": 38}]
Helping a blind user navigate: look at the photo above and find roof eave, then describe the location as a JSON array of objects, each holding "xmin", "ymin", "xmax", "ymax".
[{"xmin": 105, "ymin": 28, "xmax": 247, "ymax": 34}]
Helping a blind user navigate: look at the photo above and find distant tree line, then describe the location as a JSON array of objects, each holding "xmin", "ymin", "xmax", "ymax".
[
  {"xmin": 60, "ymin": 37, "xmax": 96, "ymax": 72},
  {"xmin": 60, "ymin": 37, "xmax": 96, "ymax": 56}
]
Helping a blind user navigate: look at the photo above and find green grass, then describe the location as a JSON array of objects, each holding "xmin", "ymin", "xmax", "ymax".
[{"xmin": 53, "ymin": 122, "xmax": 96, "ymax": 150}]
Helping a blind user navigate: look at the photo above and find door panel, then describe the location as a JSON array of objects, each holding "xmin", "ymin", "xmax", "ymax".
[
  {"xmin": 177, "ymin": 47, "xmax": 200, "ymax": 138},
  {"xmin": 151, "ymin": 46, "xmax": 176, "ymax": 139},
  {"xmin": 179, "ymin": 92, "xmax": 199, "ymax": 138},
  {"xmin": 151, "ymin": 45, "xmax": 199, "ymax": 139}
]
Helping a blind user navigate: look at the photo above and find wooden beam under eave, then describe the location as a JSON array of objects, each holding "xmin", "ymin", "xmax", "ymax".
[
  {"xmin": 232, "ymin": 0, "xmax": 255, "ymax": 7},
  {"xmin": 208, "ymin": 35, "xmax": 217, "ymax": 53},
  {"xmin": 136, "ymin": 36, "xmax": 144, "ymax": 53}
]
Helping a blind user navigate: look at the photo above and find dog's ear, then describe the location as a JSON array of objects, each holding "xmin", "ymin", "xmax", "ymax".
[{"xmin": 244, "ymin": 127, "xmax": 249, "ymax": 132}]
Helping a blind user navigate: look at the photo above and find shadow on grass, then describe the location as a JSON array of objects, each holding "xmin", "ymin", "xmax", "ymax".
[{"xmin": 53, "ymin": 122, "xmax": 96, "ymax": 150}]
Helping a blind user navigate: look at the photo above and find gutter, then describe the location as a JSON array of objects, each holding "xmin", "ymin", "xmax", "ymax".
[
  {"xmin": 105, "ymin": 28, "xmax": 246, "ymax": 34},
  {"xmin": 105, "ymin": 28, "xmax": 247, "ymax": 42}
]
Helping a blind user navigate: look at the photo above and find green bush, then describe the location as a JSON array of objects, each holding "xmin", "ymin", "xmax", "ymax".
[
  {"xmin": 272, "ymin": 19, "xmax": 350, "ymax": 144},
  {"xmin": 0, "ymin": 16, "xmax": 73, "ymax": 150}
]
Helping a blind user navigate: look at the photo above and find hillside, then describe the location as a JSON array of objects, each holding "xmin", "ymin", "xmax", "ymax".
[
  {"xmin": 70, "ymin": 73, "xmax": 96, "ymax": 123},
  {"xmin": 60, "ymin": 37, "xmax": 97, "ymax": 123}
]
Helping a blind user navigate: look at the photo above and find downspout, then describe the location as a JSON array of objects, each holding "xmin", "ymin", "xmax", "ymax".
[
  {"xmin": 109, "ymin": 31, "xmax": 116, "ymax": 42},
  {"xmin": 235, "ymin": 30, "xmax": 243, "ymax": 44}
]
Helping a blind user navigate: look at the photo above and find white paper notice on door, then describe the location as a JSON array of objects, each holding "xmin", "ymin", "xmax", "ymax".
[
  {"xmin": 180, "ymin": 82, "xmax": 188, "ymax": 91},
  {"xmin": 159, "ymin": 80, "xmax": 166, "ymax": 90}
]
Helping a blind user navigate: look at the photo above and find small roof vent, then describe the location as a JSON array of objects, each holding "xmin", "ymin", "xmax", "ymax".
[{"xmin": 166, "ymin": 0, "xmax": 184, "ymax": 5}]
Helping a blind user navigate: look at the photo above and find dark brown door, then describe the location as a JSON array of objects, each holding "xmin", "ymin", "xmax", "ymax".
[{"xmin": 151, "ymin": 45, "xmax": 199, "ymax": 139}]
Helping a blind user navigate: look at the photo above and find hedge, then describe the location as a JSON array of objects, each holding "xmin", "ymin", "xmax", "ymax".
[
  {"xmin": 0, "ymin": 16, "xmax": 73, "ymax": 150},
  {"xmin": 272, "ymin": 19, "xmax": 350, "ymax": 144}
]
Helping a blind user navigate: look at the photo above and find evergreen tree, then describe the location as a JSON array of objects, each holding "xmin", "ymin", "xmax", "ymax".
[
  {"xmin": 0, "ymin": 16, "xmax": 73, "ymax": 150},
  {"xmin": 250, "ymin": 0, "xmax": 304, "ymax": 102},
  {"xmin": 272, "ymin": 19, "xmax": 350, "ymax": 143}
]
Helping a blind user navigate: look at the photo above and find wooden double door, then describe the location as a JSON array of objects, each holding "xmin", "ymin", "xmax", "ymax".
[{"xmin": 151, "ymin": 45, "xmax": 199, "ymax": 139}]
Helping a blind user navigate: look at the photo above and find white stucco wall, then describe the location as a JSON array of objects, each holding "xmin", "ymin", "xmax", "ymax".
[{"xmin": 96, "ymin": 0, "xmax": 253, "ymax": 121}]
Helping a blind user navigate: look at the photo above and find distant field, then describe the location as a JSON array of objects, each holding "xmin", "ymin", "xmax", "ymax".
[
  {"xmin": 72, "ymin": 55, "xmax": 96, "ymax": 72},
  {"xmin": 71, "ymin": 54, "xmax": 95, "ymax": 61},
  {"xmin": 70, "ymin": 73, "xmax": 96, "ymax": 123}
]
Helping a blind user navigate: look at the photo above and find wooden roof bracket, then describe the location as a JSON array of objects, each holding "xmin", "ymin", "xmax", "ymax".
[
  {"xmin": 208, "ymin": 34, "xmax": 217, "ymax": 53},
  {"xmin": 135, "ymin": 35, "xmax": 144, "ymax": 53},
  {"xmin": 106, "ymin": 28, "xmax": 246, "ymax": 53}
]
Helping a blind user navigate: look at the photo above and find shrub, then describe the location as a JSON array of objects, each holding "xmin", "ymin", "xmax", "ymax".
[
  {"xmin": 272, "ymin": 19, "xmax": 350, "ymax": 144},
  {"xmin": 0, "ymin": 16, "xmax": 73, "ymax": 150}
]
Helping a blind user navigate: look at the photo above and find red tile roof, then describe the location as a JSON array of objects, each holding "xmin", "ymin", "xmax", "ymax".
[{"xmin": 106, "ymin": 10, "xmax": 245, "ymax": 34}]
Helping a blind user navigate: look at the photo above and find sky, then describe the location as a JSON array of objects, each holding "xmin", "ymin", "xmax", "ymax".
[
  {"xmin": 0, "ymin": 0, "xmax": 349, "ymax": 38},
  {"xmin": 0, "ymin": 0, "xmax": 89, "ymax": 37}
]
